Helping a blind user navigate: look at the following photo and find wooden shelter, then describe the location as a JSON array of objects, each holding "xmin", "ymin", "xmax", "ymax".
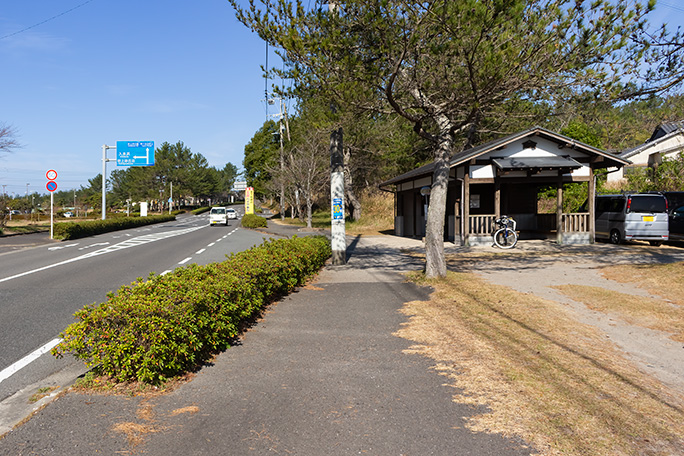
[{"xmin": 380, "ymin": 127, "xmax": 630, "ymax": 245}]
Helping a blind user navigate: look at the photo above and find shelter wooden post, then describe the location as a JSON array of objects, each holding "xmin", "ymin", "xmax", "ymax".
[
  {"xmin": 494, "ymin": 178, "xmax": 501, "ymax": 220},
  {"xmin": 556, "ymin": 173, "xmax": 563, "ymax": 244},
  {"xmin": 463, "ymin": 168, "xmax": 470, "ymax": 244},
  {"xmin": 588, "ymin": 167, "xmax": 595, "ymax": 243}
]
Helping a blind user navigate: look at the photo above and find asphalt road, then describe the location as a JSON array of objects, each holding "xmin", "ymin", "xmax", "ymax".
[{"xmin": 0, "ymin": 210, "xmax": 270, "ymax": 404}]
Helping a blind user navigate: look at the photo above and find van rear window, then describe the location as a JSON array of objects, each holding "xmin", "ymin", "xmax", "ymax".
[{"xmin": 629, "ymin": 196, "xmax": 667, "ymax": 213}]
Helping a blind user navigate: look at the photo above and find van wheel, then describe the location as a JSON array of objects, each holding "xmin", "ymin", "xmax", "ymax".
[
  {"xmin": 649, "ymin": 241, "xmax": 663, "ymax": 247},
  {"xmin": 610, "ymin": 229, "xmax": 622, "ymax": 245}
]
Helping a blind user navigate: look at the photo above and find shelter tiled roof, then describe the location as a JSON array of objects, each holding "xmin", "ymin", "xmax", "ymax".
[{"xmin": 380, "ymin": 126, "xmax": 627, "ymax": 187}]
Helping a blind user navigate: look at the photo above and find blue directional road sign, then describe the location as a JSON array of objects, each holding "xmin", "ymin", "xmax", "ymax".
[{"xmin": 117, "ymin": 141, "xmax": 155, "ymax": 166}]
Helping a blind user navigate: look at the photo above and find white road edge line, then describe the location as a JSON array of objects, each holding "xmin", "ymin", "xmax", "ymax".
[
  {"xmin": 178, "ymin": 257, "xmax": 192, "ymax": 265},
  {"xmin": 196, "ymin": 249, "xmax": 206, "ymax": 254},
  {"xmin": 0, "ymin": 338, "xmax": 62, "ymax": 384},
  {"xmin": 160, "ymin": 270, "xmax": 172, "ymax": 275},
  {"xmin": 0, "ymin": 225, "xmax": 206, "ymax": 284}
]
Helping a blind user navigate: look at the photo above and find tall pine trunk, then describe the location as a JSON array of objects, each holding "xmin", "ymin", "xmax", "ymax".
[{"xmin": 424, "ymin": 129, "xmax": 452, "ymax": 278}]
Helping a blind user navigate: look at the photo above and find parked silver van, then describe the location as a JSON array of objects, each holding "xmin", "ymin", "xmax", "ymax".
[{"xmin": 595, "ymin": 193, "xmax": 669, "ymax": 246}]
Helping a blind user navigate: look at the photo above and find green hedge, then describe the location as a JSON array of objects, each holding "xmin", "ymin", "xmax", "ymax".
[
  {"xmin": 192, "ymin": 207, "xmax": 210, "ymax": 215},
  {"xmin": 53, "ymin": 215, "xmax": 175, "ymax": 240},
  {"xmin": 52, "ymin": 236, "xmax": 331, "ymax": 384},
  {"xmin": 241, "ymin": 213, "xmax": 267, "ymax": 228}
]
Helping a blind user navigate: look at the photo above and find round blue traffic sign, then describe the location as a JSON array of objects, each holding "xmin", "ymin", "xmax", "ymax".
[{"xmin": 46, "ymin": 181, "xmax": 58, "ymax": 192}]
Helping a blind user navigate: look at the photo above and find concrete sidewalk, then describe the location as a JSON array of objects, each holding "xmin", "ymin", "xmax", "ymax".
[{"xmin": 0, "ymin": 225, "xmax": 533, "ymax": 455}]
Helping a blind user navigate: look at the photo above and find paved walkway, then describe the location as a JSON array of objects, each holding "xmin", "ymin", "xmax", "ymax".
[{"xmin": 0, "ymin": 223, "xmax": 533, "ymax": 455}]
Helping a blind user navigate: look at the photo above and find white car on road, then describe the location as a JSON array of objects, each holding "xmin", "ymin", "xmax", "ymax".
[{"xmin": 209, "ymin": 207, "xmax": 229, "ymax": 226}]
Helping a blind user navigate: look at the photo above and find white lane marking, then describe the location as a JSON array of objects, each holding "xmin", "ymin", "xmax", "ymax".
[
  {"xmin": 79, "ymin": 242, "xmax": 110, "ymax": 251},
  {"xmin": 0, "ymin": 338, "xmax": 62, "ymax": 384},
  {"xmin": 195, "ymin": 249, "xmax": 206, "ymax": 254},
  {"xmin": 178, "ymin": 257, "xmax": 192, "ymax": 265},
  {"xmin": 0, "ymin": 225, "xmax": 206, "ymax": 284},
  {"xmin": 207, "ymin": 242, "xmax": 215, "ymax": 247},
  {"xmin": 49, "ymin": 243, "xmax": 80, "ymax": 251},
  {"xmin": 160, "ymin": 270, "xmax": 172, "ymax": 275}
]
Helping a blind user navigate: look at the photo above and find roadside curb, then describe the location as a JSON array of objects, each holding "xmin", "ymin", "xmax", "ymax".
[{"xmin": 0, "ymin": 364, "xmax": 88, "ymax": 438}]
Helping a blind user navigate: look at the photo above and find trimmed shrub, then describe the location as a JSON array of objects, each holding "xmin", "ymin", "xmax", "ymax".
[
  {"xmin": 53, "ymin": 215, "xmax": 175, "ymax": 240},
  {"xmin": 52, "ymin": 236, "xmax": 331, "ymax": 384},
  {"xmin": 192, "ymin": 207, "xmax": 210, "ymax": 215},
  {"xmin": 241, "ymin": 213, "xmax": 267, "ymax": 228}
]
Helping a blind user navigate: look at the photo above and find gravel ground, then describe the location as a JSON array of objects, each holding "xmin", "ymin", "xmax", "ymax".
[{"xmin": 449, "ymin": 240, "xmax": 684, "ymax": 395}]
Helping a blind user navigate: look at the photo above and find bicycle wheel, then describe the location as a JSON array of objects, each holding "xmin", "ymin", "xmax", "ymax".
[{"xmin": 493, "ymin": 228, "xmax": 518, "ymax": 249}]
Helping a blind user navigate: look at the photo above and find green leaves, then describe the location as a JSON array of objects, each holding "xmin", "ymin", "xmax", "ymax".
[
  {"xmin": 53, "ymin": 214, "xmax": 176, "ymax": 240},
  {"xmin": 240, "ymin": 213, "xmax": 268, "ymax": 228},
  {"xmin": 52, "ymin": 236, "xmax": 331, "ymax": 385}
]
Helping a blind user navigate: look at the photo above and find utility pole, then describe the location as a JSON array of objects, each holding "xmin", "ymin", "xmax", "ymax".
[
  {"xmin": 102, "ymin": 145, "xmax": 116, "ymax": 220},
  {"xmin": 330, "ymin": 127, "xmax": 346, "ymax": 265},
  {"xmin": 268, "ymin": 94, "xmax": 290, "ymax": 220},
  {"xmin": 279, "ymin": 113, "xmax": 285, "ymax": 220},
  {"xmin": 328, "ymin": 1, "xmax": 344, "ymax": 264}
]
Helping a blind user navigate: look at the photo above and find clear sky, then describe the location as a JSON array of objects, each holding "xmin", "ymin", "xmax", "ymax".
[
  {"xmin": 1, "ymin": 1, "xmax": 682, "ymax": 197},
  {"xmin": 0, "ymin": 0, "xmax": 286, "ymax": 197}
]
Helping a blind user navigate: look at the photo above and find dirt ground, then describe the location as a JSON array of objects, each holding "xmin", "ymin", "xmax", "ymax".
[{"xmin": 447, "ymin": 240, "xmax": 684, "ymax": 395}]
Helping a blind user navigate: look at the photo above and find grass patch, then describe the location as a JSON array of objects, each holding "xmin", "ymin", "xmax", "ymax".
[
  {"xmin": 1, "ymin": 224, "xmax": 50, "ymax": 234},
  {"xmin": 274, "ymin": 191, "xmax": 395, "ymax": 235},
  {"xmin": 28, "ymin": 386, "xmax": 59, "ymax": 403},
  {"xmin": 347, "ymin": 191, "xmax": 394, "ymax": 235},
  {"xmin": 555, "ymin": 285, "xmax": 684, "ymax": 342},
  {"xmin": 599, "ymin": 262, "xmax": 684, "ymax": 307},
  {"xmin": 398, "ymin": 271, "xmax": 684, "ymax": 456}
]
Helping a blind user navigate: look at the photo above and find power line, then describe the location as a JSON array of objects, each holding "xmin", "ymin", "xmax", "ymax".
[
  {"xmin": 658, "ymin": 1, "xmax": 684, "ymax": 14},
  {"xmin": 0, "ymin": 0, "xmax": 97, "ymax": 41}
]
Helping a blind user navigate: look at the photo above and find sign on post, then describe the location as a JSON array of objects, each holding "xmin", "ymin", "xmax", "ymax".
[
  {"xmin": 332, "ymin": 197, "xmax": 343, "ymax": 220},
  {"xmin": 245, "ymin": 187, "xmax": 255, "ymax": 215},
  {"xmin": 116, "ymin": 141, "xmax": 155, "ymax": 166},
  {"xmin": 46, "ymin": 169, "xmax": 58, "ymax": 240}
]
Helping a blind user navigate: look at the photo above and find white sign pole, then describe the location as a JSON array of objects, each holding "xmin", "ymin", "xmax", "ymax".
[
  {"xmin": 330, "ymin": 127, "xmax": 346, "ymax": 265},
  {"xmin": 50, "ymin": 191, "xmax": 54, "ymax": 239},
  {"xmin": 101, "ymin": 145, "xmax": 116, "ymax": 220}
]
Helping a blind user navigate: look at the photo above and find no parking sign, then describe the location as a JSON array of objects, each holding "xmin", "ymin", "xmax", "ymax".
[{"xmin": 46, "ymin": 169, "xmax": 58, "ymax": 239}]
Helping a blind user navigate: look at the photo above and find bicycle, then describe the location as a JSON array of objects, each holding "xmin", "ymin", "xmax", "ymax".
[{"xmin": 492, "ymin": 215, "xmax": 518, "ymax": 249}]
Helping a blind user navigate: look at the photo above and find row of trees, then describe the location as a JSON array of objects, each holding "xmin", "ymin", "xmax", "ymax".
[
  {"xmin": 108, "ymin": 141, "xmax": 238, "ymax": 210},
  {"xmin": 233, "ymin": 0, "xmax": 684, "ymax": 277},
  {"xmin": 1, "ymin": 140, "xmax": 238, "ymax": 225}
]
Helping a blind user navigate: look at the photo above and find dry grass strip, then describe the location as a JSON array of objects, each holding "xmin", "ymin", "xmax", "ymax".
[
  {"xmin": 113, "ymin": 400, "xmax": 165, "ymax": 447},
  {"xmin": 396, "ymin": 271, "xmax": 684, "ymax": 456},
  {"xmin": 554, "ymin": 285, "xmax": 684, "ymax": 343},
  {"xmin": 112, "ymin": 421, "xmax": 159, "ymax": 447},
  {"xmin": 170, "ymin": 406, "xmax": 200, "ymax": 416},
  {"xmin": 599, "ymin": 261, "xmax": 684, "ymax": 307}
]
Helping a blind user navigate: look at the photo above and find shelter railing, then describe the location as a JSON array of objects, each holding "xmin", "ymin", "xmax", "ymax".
[
  {"xmin": 561, "ymin": 212, "xmax": 590, "ymax": 232},
  {"xmin": 468, "ymin": 214, "xmax": 496, "ymax": 235}
]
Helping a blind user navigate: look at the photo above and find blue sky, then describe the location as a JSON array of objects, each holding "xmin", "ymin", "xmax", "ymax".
[
  {"xmin": 1, "ymin": 0, "xmax": 683, "ymax": 197},
  {"xmin": 0, "ymin": 0, "xmax": 286, "ymax": 196}
]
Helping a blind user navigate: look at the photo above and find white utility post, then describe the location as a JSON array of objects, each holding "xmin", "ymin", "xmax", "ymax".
[
  {"xmin": 101, "ymin": 144, "xmax": 116, "ymax": 220},
  {"xmin": 330, "ymin": 127, "xmax": 346, "ymax": 265}
]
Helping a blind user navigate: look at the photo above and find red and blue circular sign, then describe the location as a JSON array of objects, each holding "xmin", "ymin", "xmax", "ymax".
[{"xmin": 46, "ymin": 181, "xmax": 58, "ymax": 192}]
